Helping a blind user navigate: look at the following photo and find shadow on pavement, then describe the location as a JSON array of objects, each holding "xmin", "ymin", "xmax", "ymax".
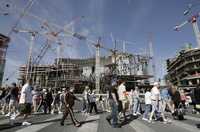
[
  {"xmin": 120, "ymin": 114, "xmax": 138, "ymax": 126},
  {"xmin": 64, "ymin": 119, "xmax": 99, "ymax": 126},
  {"xmin": 32, "ymin": 119, "xmax": 61, "ymax": 125},
  {"xmin": 0, "ymin": 122, "xmax": 21, "ymax": 131},
  {"xmin": 196, "ymin": 124, "xmax": 200, "ymax": 129},
  {"xmin": 0, "ymin": 118, "xmax": 61, "ymax": 131}
]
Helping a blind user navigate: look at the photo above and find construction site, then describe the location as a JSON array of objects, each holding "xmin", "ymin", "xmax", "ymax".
[
  {"xmin": 0, "ymin": 0, "xmax": 156, "ymax": 93},
  {"xmin": 167, "ymin": 7, "xmax": 200, "ymax": 88},
  {"xmin": 18, "ymin": 52, "xmax": 152, "ymax": 93}
]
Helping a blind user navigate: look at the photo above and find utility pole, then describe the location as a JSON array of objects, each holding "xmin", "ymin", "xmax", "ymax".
[{"xmin": 95, "ymin": 38, "xmax": 101, "ymax": 93}]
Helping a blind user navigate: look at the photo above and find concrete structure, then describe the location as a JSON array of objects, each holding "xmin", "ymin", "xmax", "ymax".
[
  {"xmin": 166, "ymin": 48, "xmax": 200, "ymax": 86},
  {"xmin": 18, "ymin": 53, "xmax": 152, "ymax": 92},
  {"xmin": 0, "ymin": 34, "xmax": 10, "ymax": 86}
]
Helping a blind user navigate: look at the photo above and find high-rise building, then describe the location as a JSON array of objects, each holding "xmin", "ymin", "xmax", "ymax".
[
  {"xmin": 0, "ymin": 33, "xmax": 10, "ymax": 86},
  {"xmin": 166, "ymin": 48, "xmax": 200, "ymax": 86}
]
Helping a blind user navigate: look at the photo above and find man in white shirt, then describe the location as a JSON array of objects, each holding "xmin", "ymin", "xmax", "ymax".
[
  {"xmin": 117, "ymin": 80, "xmax": 128, "ymax": 121},
  {"xmin": 142, "ymin": 87, "xmax": 151, "ymax": 121},
  {"xmin": 149, "ymin": 82, "xmax": 160, "ymax": 122},
  {"xmin": 10, "ymin": 79, "xmax": 33, "ymax": 126}
]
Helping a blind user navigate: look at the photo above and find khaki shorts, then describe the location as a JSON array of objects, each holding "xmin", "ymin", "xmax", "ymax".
[{"xmin": 9, "ymin": 99, "xmax": 17, "ymax": 106}]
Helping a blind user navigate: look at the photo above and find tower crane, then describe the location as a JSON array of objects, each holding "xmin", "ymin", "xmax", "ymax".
[
  {"xmin": 110, "ymin": 33, "xmax": 135, "ymax": 53},
  {"xmin": 12, "ymin": 28, "xmax": 38, "ymax": 80},
  {"xmin": 174, "ymin": 12, "xmax": 200, "ymax": 48},
  {"xmin": 17, "ymin": 12, "xmax": 126, "ymax": 93}
]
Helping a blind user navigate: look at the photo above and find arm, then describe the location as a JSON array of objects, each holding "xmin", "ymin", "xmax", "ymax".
[
  {"xmin": 111, "ymin": 93, "xmax": 118, "ymax": 105},
  {"xmin": 63, "ymin": 93, "xmax": 69, "ymax": 108}
]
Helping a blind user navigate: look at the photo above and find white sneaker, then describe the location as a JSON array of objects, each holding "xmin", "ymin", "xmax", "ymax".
[
  {"xmin": 1, "ymin": 111, "xmax": 5, "ymax": 115},
  {"xmin": 148, "ymin": 119, "xmax": 154, "ymax": 123},
  {"xmin": 133, "ymin": 113, "xmax": 137, "ymax": 116},
  {"xmin": 22, "ymin": 121, "xmax": 32, "ymax": 126},
  {"xmin": 58, "ymin": 111, "xmax": 63, "ymax": 114},
  {"xmin": 5, "ymin": 112, "xmax": 11, "ymax": 117},
  {"xmin": 142, "ymin": 118, "xmax": 148, "ymax": 121},
  {"xmin": 10, "ymin": 114, "xmax": 16, "ymax": 120}
]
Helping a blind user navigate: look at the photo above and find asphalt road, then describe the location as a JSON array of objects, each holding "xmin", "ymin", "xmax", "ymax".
[{"xmin": 0, "ymin": 102, "xmax": 200, "ymax": 132}]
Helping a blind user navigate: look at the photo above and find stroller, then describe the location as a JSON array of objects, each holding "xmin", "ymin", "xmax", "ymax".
[{"xmin": 173, "ymin": 103, "xmax": 185, "ymax": 120}]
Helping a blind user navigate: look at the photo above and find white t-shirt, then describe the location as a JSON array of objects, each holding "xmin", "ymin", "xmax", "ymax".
[
  {"xmin": 145, "ymin": 91, "xmax": 151, "ymax": 104},
  {"xmin": 88, "ymin": 93, "xmax": 96, "ymax": 103},
  {"xmin": 118, "ymin": 83, "xmax": 126, "ymax": 101},
  {"xmin": 19, "ymin": 83, "xmax": 32, "ymax": 104},
  {"xmin": 151, "ymin": 86, "xmax": 160, "ymax": 101}
]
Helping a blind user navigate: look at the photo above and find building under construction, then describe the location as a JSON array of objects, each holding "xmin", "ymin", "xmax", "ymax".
[
  {"xmin": 166, "ymin": 47, "xmax": 200, "ymax": 86},
  {"xmin": 0, "ymin": 34, "xmax": 10, "ymax": 86},
  {"xmin": 18, "ymin": 52, "xmax": 152, "ymax": 92}
]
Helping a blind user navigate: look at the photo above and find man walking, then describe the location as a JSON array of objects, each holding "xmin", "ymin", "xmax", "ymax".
[
  {"xmin": 10, "ymin": 79, "xmax": 33, "ymax": 126},
  {"xmin": 117, "ymin": 80, "xmax": 128, "ymax": 121},
  {"xmin": 149, "ymin": 82, "xmax": 160, "ymax": 123},
  {"xmin": 60, "ymin": 87, "xmax": 81, "ymax": 127},
  {"xmin": 106, "ymin": 83, "xmax": 121, "ymax": 128},
  {"xmin": 5, "ymin": 82, "xmax": 19, "ymax": 117}
]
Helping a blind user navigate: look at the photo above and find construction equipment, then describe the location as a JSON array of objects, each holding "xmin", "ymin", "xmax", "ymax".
[
  {"xmin": 12, "ymin": 28, "xmax": 37, "ymax": 80},
  {"xmin": 110, "ymin": 33, "xmax": 135, "ymax": 53},
  {"xmin": 174, "ymin": 12, "xmax": 200, "ymax": 48}
]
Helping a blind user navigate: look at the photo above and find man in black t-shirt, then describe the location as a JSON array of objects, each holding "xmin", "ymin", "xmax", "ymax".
[
  {"xmin": 106, "ymin": 84, "xmax": 121, "ymax": 128},
  {"xmin": 193, "ymin": 86, "xmax": 200, "ymax": 112},
  {"xmin": 60, "ymin": 87, "xmax": 81, "ymax": 127},
  {"xmin": 5, "ymin": 83, "xmax": 19, "ymax": 117}
]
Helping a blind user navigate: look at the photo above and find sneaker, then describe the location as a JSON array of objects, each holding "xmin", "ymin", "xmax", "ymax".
[
  {"xmin": 133, "ymin": 113, "xmax": 137, "ymax": 116},
  {"xmin": 112, "ymin": 124, "xmax": 121, "ymax": 128},
  {"xmin": 60, "ymin": 122, "xmax": 64, "ymax": 126},
  {"xmin": 142, "ymin": 118, "xmax": 148, "ymax": 121},
  {"xmin": 10, "ymin": 114, "xmax": 16, "ymax": 120},
  {"xmin": 22, "ymin": 121, "xmax": 31, "ymax": 126},
  {"xmin": 5, "ymin": 112, "xmax": 11, "ymax": 117},
  {"xmin": 58, "ymin": 111, "xmax": 63, "ymax": 114},
  {"xmin": 136, "ymin": 112, "xmax": 141, "ymax": 115},
  {"xmin": 75, "ymin": 123, "xmax": 81, "ymax": 127},
  {"xmin": 1, "ymin": 111, "xmax": 5, "ymax": 115},
  {"xmin": 148, "ymin": 119, "xmax": 154, "ymax": 123},
  {"xmin": 106, "ymin": 118, "xmax": 111, "ymax": 125}
]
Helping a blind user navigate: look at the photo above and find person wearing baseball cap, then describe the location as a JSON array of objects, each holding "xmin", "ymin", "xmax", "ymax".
[{"xmin": 60, "ymin": 87, "xmax": 81, "ymax": 127}]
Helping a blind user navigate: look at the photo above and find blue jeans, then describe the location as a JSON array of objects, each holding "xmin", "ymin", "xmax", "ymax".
[
  {"xmin": 133, "ymin": 98, "xmax": 140, "ymax": 114},
  {"xmin": 143, "ymin": 104, "xmax": 151, "ymax": 119},
  {"xmin": 107, "ymin": 99, "xmax": 118, "ymax": 126}
]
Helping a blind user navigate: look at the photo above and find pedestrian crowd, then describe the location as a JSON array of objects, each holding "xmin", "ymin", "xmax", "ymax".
[{"xmin": 0, "ymin": 79, "xmax": 200, "ymax": 128}]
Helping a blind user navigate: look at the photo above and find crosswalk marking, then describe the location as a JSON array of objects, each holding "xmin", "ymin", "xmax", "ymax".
[
  {"xmin": 1, "ymin": 113, "xmax": 200, "ymax": 132},
  {"xmin": 129, "ymin": 120, "xmax": 156, "ymax": 132},
  {"xmin": 16, "ymin": 115, "xmax": 62, "ymax": 132},
  {"xmin": 172, "ymin": 119, "xmax": 199, "ymax": 132},
  {"xmin": 77, "ymin": 115, "xmax": 100, "ymax": 132}
]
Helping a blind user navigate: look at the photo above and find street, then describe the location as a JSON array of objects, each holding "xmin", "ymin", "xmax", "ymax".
[{"xmin": 0, "ymin": 103, "xmax": 200, "ymax": 132}]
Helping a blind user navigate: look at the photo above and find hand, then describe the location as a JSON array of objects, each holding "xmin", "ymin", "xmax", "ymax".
[{"xmin": 115, "ymin": 101, "xmax": 119, "ymax": 106}]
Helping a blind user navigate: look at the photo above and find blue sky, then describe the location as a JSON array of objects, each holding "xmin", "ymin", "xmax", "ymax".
[{"xmin": 0, "ymin": 0, "xmax": 200, "ymax": 84}]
